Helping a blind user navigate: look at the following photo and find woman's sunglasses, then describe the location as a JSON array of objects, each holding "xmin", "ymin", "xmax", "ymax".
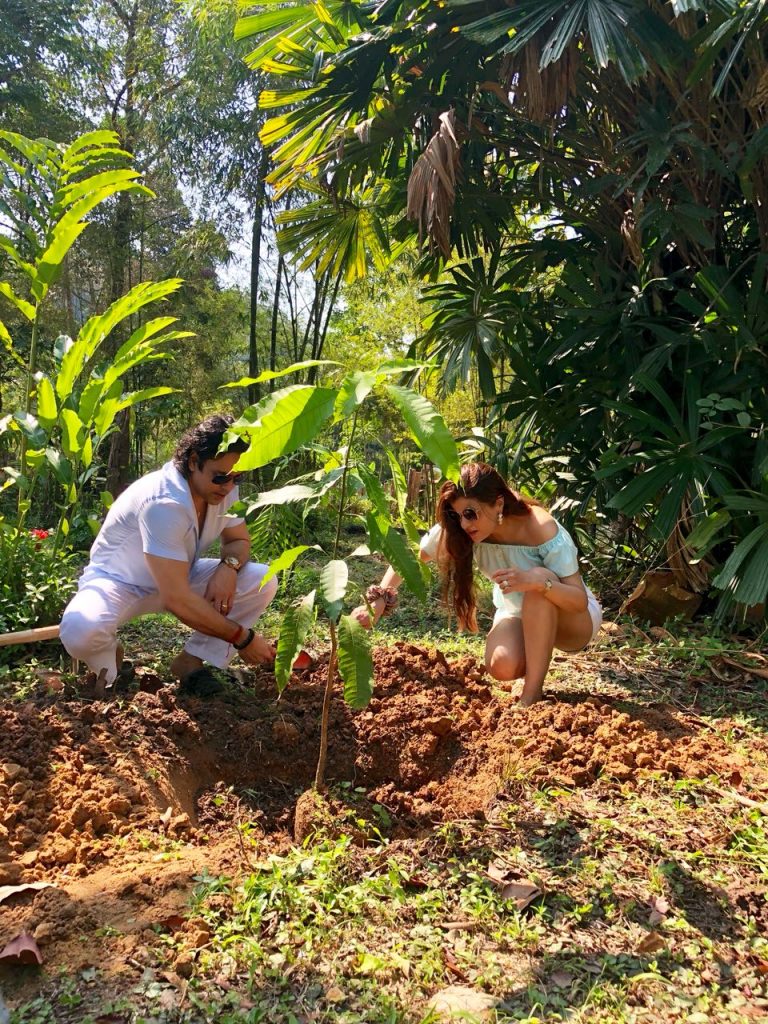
[
  {"xmin": 445, "ymin": 507, "xmax": 480, "ymax": 524},
  {"xmin": 211, "ymin": 471, "xmax": 244, "ymax": 486}
]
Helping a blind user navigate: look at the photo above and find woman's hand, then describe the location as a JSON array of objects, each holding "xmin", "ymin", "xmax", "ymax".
[{"xmin": 491, "ymin": 567, "xmax": 554, "ymax": 594}]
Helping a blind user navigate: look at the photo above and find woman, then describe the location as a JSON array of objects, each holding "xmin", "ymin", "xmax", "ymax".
[{"xmin": 353, "ymin": 463, "xmax": 602, "ymax": 706}]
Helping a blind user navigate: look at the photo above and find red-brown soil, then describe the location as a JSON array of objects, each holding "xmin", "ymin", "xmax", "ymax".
[{"xmin": 1, "ymin": 641, "xmax": 765, "ymax": 998}]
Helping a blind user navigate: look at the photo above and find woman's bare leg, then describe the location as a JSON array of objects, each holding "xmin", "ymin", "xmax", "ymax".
[
  {"xmin": 484, "ymin": 615, "xmax": 525, "ymax": 681},
  {"xmin": 519, "ymin": 591, "xmax": 558, "ymax": 705}
]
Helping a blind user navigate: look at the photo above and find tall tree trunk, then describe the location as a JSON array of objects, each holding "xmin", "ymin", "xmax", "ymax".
[
  {"xmin": 248, "ymin": 148, "xmax": 270, "ymax": 407},
  {"xmin": 268, "ymin": 254, "xmax": 284, "ymax": 389}
]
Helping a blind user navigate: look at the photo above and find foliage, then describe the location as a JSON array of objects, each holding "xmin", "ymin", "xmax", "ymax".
[
  {"xmin": 0, "ymin": 129, "xmax": 188, "ymax": 626},
  {"xmin": 0, "ymin": 525, "xmax": 78, "ymax": 637},
  {"xmin": 236, "ymin": 0, "xmax": 768, "ymax": 615}
]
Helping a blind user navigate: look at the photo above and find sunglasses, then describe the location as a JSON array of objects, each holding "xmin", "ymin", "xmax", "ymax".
[
  {"xmin": 446, "ymin": 506, "xmax": 480, "ymax": 524},
  {"xmin": 211, "ymin": 471, "xmax": 244, "ymax": 486}
]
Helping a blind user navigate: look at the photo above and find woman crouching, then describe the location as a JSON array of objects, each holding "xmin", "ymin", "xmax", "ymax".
[{"xmin": 353, "ymin": 463, "xmax": 602, "ymax": 706}]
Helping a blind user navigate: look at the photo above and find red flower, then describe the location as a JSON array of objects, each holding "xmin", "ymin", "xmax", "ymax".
[{"xmin": 29, "ymin": 528, "xmax": 49, "ymax": 550}]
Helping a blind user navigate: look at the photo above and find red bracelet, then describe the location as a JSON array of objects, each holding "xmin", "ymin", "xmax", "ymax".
[{"xmin": 228, "ymin": 623, "xmax": 245, "ymax": 645}]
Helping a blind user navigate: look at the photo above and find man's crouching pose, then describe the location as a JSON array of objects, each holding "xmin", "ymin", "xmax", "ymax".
[{"xmin": 60, "ymin": 413, "xmax": 277, "ymax": 691}]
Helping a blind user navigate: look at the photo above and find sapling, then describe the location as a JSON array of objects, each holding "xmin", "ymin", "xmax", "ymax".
[{"xmin": 225, "ymin": 359, "xmax": 459, "ymax": 789}]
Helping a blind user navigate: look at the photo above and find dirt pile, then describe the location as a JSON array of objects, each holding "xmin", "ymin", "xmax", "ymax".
[{"xmin": 0, "ymin": 642, "xmax": 762, "ymax": 886}]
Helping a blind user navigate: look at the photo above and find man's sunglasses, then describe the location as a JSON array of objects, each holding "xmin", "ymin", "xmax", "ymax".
[
  {"xmin": 445, "ymin": 506, "xmax": 480, "ymax": 524},
  {"xmin": 211, "ymin": 471, "xmax": 244, "ymax": 486}
]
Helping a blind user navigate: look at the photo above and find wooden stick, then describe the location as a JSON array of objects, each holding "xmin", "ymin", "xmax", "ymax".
[{"xmin": 0, "ymin": 624, "xmax": 61, "ymax": 647}]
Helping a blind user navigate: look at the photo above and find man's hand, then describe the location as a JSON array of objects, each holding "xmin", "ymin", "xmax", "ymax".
[
  {"xmin": 204, "ymin": 564, "xmax": 237, "ymax": 615},
  {"xmin": 238, "ymin": 631, "xmax": 276, "ymax": 665}
]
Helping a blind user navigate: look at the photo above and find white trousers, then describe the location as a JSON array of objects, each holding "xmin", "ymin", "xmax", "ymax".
[{"xmin": 60, "ymin": 559, "xmax": 278, "ymax": 683}]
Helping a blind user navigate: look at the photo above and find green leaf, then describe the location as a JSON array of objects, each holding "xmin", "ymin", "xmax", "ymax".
[
  {"xmin": 275, "ymin": 590, "xmax": 316, "ymax": 692},
  {"xmin": 385, "ymin": 384, "xmax": 459, "ymax": 482},
  {"xmin": 0, "ymin": 282, "xmax": 35, "ymax": 321},
  {"xmin": 35, "ymin": 375, "xmax": 57, "ymax": 429},
  {"xmin": 713, "ymin": 524, "xmax": 768, "ymax": 607},
  {"xmin": 259, "ymin": 544, "xmax": 321, "ymax": 588},
  {"xmin": 319, "ymin": 559, "xmax": 348, "ymax": 622},
  {"xmin": 60, "ymin": 408, "xmax": 83, "ymax": 457},
  {"xmin": 232, "ymin": 386, "xmax": 338, "ymax": 470},
  {"xmin": 366, "ymin": 510, "xmax": 428, "ymax": 603},
  {"xmin": 220, "ymin": 359, "xmax": 338, "ymax": 387},
  {"xmin": 246, "ymin": 469, "xmax": 346, "ymax": 512},
  {"xmin": 337, "ymin": 614, "xmax": 373, "ymax": 709},
  {"xmin": 12, "ymin": 412, "xmax": 46, "ymax": 449},
  {"xmin": 0, "ymin": 319, "xmax": 24, "ymax": 369},
  {"xmin": 685, "ymin": 510, "xmax": 731, "ymax": 553},
  {"xmin": 334, "ymin": 370, "xmax": 378, "ymax": 421}
]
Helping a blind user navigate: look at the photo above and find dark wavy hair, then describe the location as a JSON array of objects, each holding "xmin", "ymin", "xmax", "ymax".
[
  {"xmin": 436, "ymin": 462, "xmax": 541, "ymax": 631},
  {"xmin": 173, "ymin": 413, "xmax": 248, "ymax": 479}
]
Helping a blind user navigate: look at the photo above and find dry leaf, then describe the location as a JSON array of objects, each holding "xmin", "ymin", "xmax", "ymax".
[
  {"xmin": 325, "ymin": 986, "xmax": 345, "ymax": 1003},
  {"xmin": 0, "ymin": 882, "xmax": 55, "ymax": 906},
  {"xmin": 499, "ymin": 881, "xmax": 542, "ymax": 911},
  {"xmin": 427, "ymin": 985, "xmax": 500, "ymax": 1022},
  {"xmin": 637, "ymin": 931, "xmax": 666, "ymax": 955},
  {"xmin": 550, "ymin": 970, "xmax": 574, "ymax": 988},
  {"xmin": 159, "ymin": 914, "xmax": 185, "ymax": 932},
  {"xmin": 0, "ymin": 930, "xmax": 43, "ymax": 965},
  {"xmin": 647, "ymin": 894, "xmax": 670, "ymax": 926}
]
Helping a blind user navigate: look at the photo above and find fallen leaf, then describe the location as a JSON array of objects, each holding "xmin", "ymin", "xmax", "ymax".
[
  {"xmin": 0, "ymin": 931, "xmax": 43, "ymax": 965},
  {"xmin": 325, "ymin": 986, "xmax": 345, "ymax": 1003},
  {"xmin": 637, "ymin": 931, "xmax": 666, "ymax": 955},
  {"xmin": 550, "ymin": 970, "xmax": 574, "ymax": 989},
  {"xmin": 486, "ymin": 858, "xmax": 513, "ymax": 884},
  {"xmin": 647, "ymin": 894, "xmax": 670, "ymax": 926},
  {"xmin": 0, "ymin": 882, "xmax": 55, "ymax": 906},
  {"xmin": 158, "ymin": 914, "xmax": 185, "ymax": 932},
  {"xmin": 499, "ymin": 881, "xmax": 542, "ymax": 911},
  {"xmin": 443, "ymin": 949, "xmax": 469, "ymax": 982}
]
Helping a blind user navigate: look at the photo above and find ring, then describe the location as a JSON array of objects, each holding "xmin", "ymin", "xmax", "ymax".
[{"xmin": 222, "ymin": 603, "xmax": 229, "ymax": 612}]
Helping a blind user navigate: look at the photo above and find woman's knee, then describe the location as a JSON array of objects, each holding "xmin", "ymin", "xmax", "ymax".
[{"xmin": 486, "ymin": 648, "xmax": 525, "ymax": 681}]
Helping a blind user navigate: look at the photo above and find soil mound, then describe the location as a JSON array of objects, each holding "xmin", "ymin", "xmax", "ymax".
[{"xmin": 0, "ymin": 643, "xmax": 762, "ymax": 885}]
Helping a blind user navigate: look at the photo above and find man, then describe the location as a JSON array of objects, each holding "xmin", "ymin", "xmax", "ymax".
[{"xmin": 60, "ymin": 413, "xmax": 277, "ymax": 691}]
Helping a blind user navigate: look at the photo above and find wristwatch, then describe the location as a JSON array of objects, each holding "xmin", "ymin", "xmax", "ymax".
[{"xmin": 220, "ymin": 555, "xmax": 243, "ymax": 573}]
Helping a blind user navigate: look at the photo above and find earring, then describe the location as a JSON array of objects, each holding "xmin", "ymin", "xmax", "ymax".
[{"xmin": 497, "ymin": 510, "xmax": 504, "ymax": 525}]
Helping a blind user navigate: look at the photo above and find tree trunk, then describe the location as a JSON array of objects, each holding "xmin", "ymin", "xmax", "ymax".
[
  {"xmin": 248, "ymin": 148, "xmax": 270, "ymax": 407},
  {"xmin": 268, "ymin": 254, "xmax": 284, "ymax": 388}
]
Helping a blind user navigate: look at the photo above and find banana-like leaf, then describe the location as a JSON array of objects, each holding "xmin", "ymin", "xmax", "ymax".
[
  {"xmin": 686, "ymin": 510, "xmax": 731, "ymax": 553},
  {"xmin": 56, "ymin": 280, "xmax": 182, "ymax": 401},
  {"xmin": 319, "ymin": 558, "xmax": 348, "ymax": 622},
  {"xmin": 385, "ymin": 384, "xmax": 459, "ymax": 482},
  {"xmin": 275, "ymin": 589, "xmax": 316, "ymax": 692},
  {"xmin": 232, "ymin": 385, "xmax": 338, "ymax": 470},
  {"xmin": 246, "ymin": 469, "xmax": 346, "ymax": 511},
  {"xmin": 260, "ymin": 544, "xmax": 321, "ymax": 588},
  {"xmin": 221, "ymin": 360, "xmax": 337, "ymax": 388},
  {"xmin": 337, "ymin": 614, "xmax": 373, "ymax": 708}
]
